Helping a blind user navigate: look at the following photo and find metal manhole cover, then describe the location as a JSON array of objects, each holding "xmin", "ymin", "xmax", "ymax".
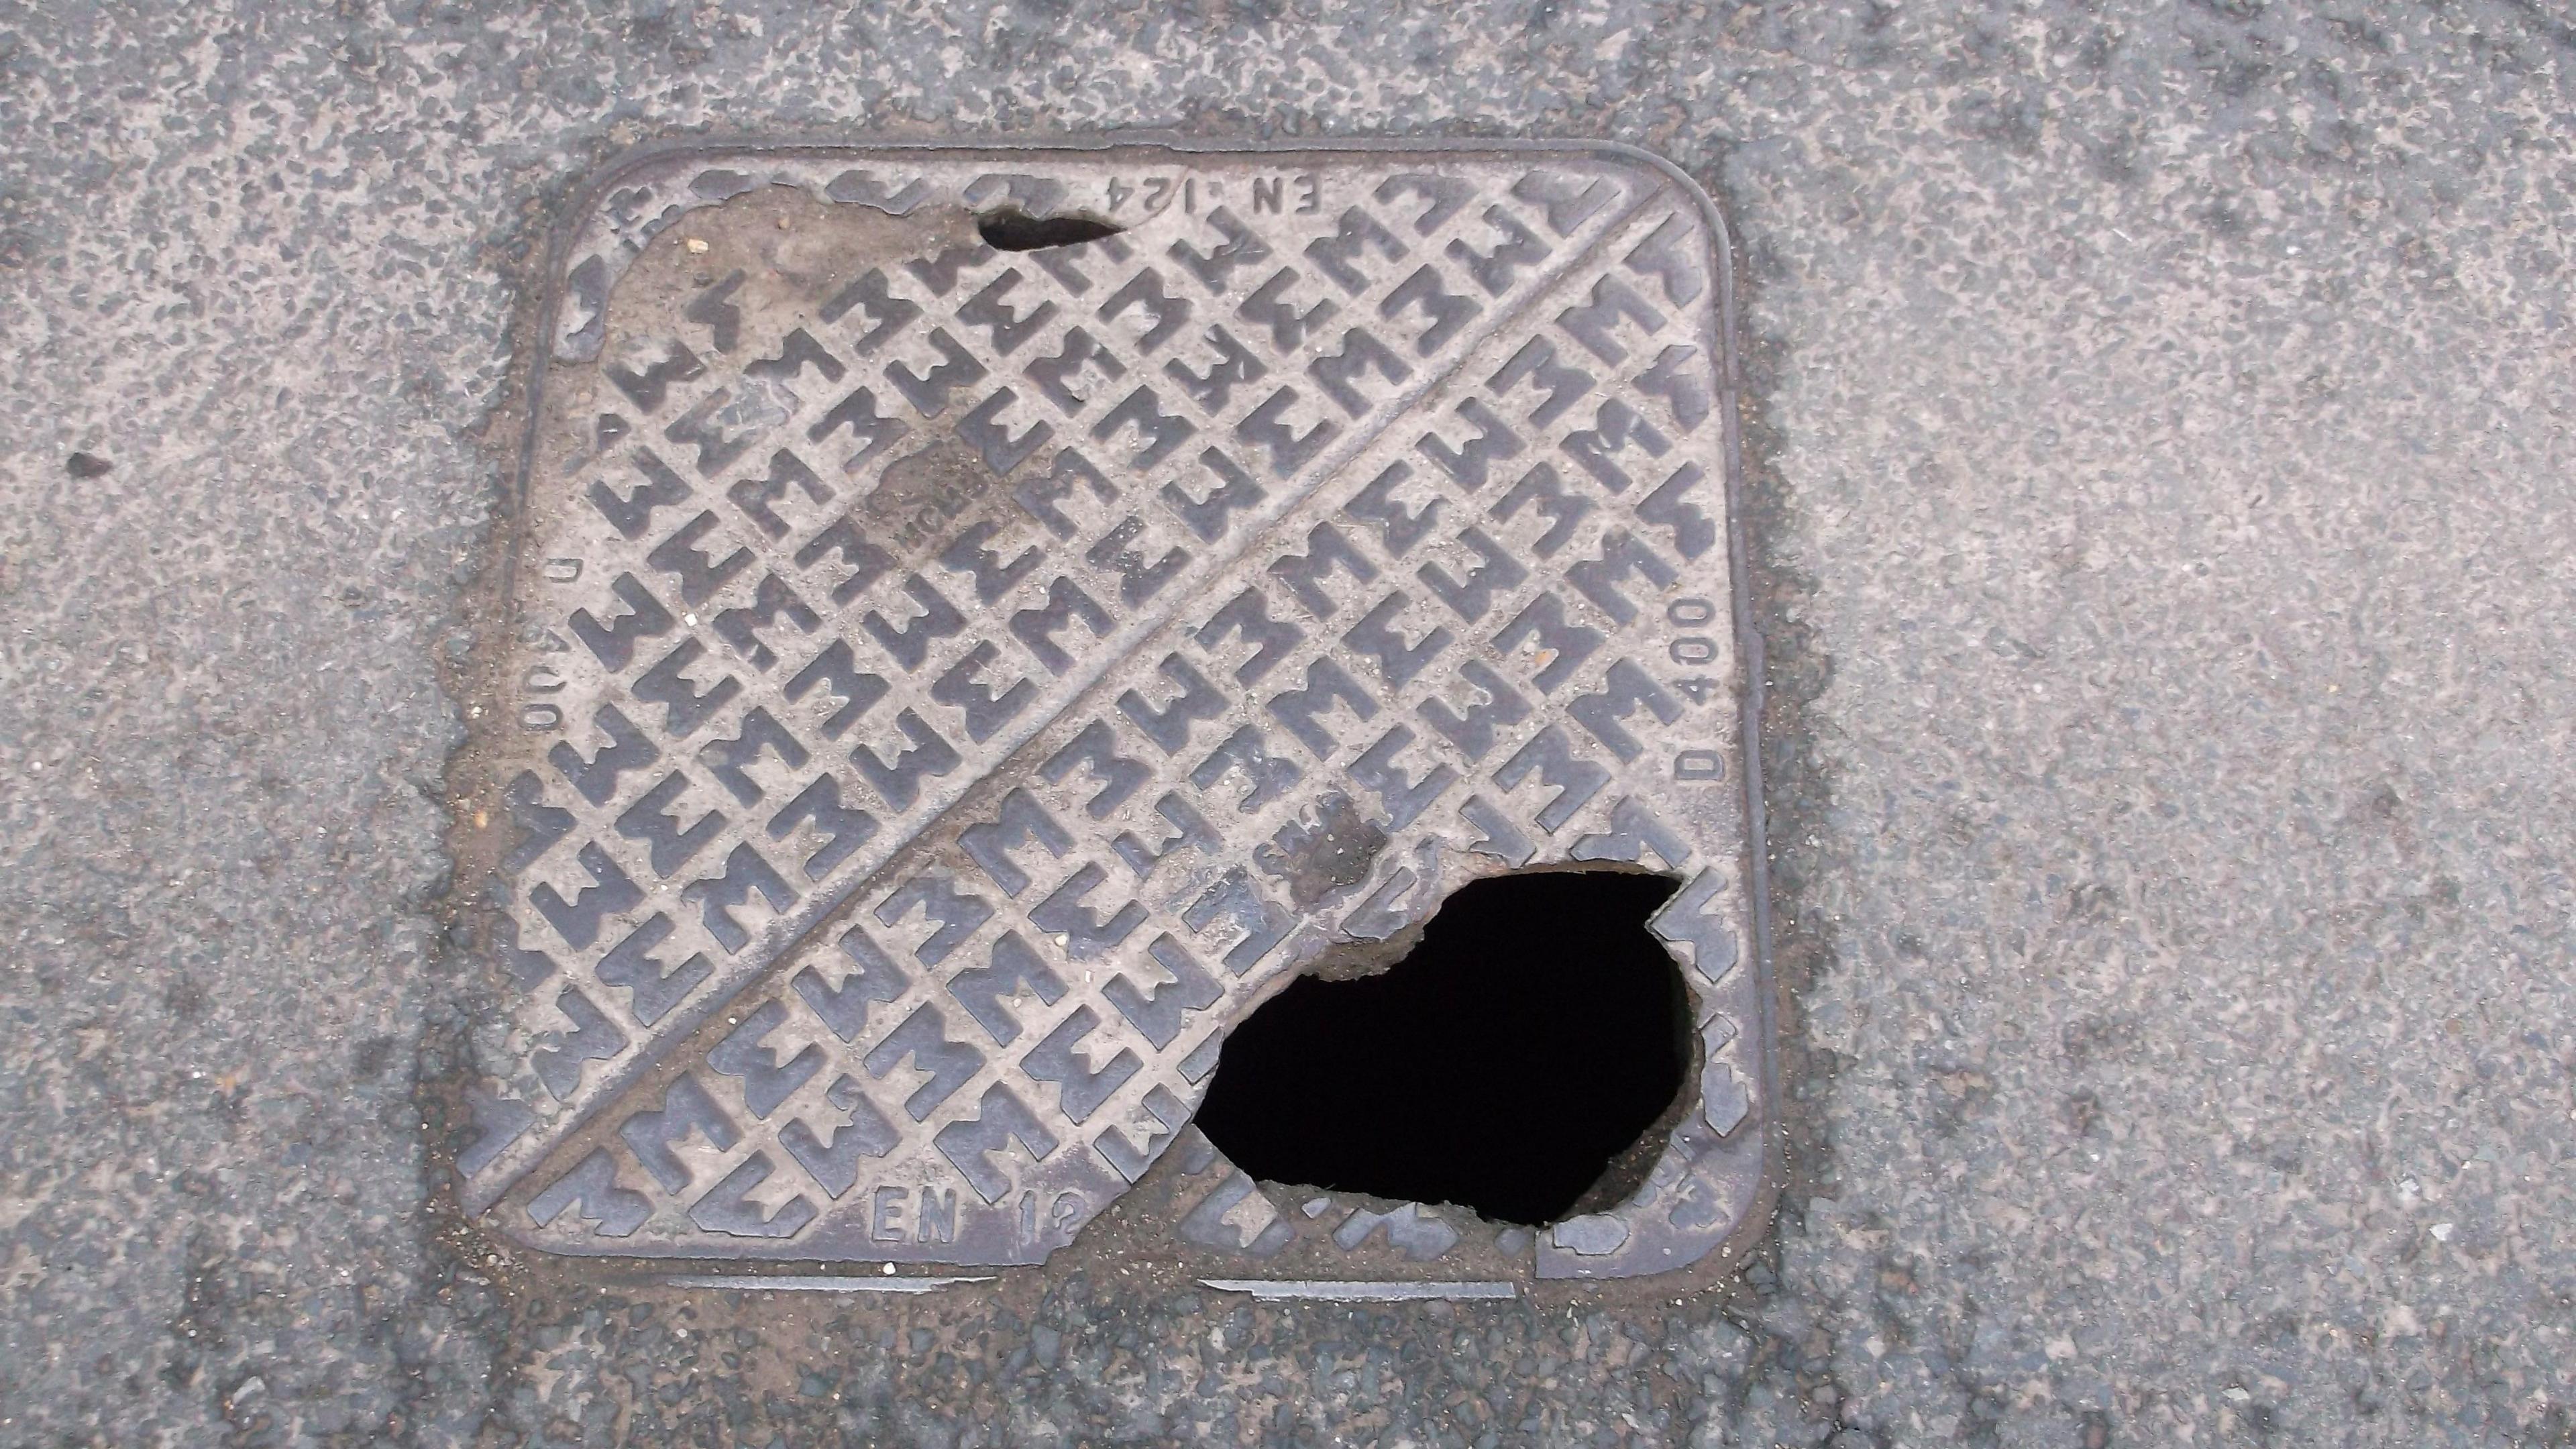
[{"xmin": 456, "ymin": 139, "xmax": 1771, "ymax": 1287}]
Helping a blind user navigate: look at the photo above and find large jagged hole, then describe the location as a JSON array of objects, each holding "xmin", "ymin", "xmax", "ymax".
[
  {"xmin": 975, "ymin": 208, "xmax": 1124, "ymax": 252},
  {"xmin": 1193, "ymin": 871, "xmax": 1690, "ymax": 1227}
]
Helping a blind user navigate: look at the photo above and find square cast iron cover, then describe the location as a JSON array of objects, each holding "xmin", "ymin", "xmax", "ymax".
[{"xmin": 455, "ymin": 140, "xmax": 1773, "ymax": 1285}]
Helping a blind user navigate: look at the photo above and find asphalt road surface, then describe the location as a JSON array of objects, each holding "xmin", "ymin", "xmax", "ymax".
[{"xmin": 2, "ymin": 1, "xmax": 2570, "ymax": 1444}]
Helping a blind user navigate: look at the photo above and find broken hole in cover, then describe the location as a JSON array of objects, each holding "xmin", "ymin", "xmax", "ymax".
[
  {"xmin": 975, "ymin": 208, "xmax": 1124, "ymax": 252},
  {"xmin": 1191, "ymin": 870, "xmax": 1692, "ymax": 1227}
]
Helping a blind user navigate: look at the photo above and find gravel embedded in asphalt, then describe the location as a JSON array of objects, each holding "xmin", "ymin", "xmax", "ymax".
[{"xmin": 1, "ymin": 2, "xmax": 2569, "ymax": 1443}]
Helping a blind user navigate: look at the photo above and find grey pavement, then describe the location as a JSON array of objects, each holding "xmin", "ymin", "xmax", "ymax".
[{"xmin": 1, "ymin": 1, "xmax": 2571, "ymax": 1445}]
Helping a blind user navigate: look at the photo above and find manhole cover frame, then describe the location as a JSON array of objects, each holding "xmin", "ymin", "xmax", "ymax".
[{"xmin": 451, "ymin": 136, "xmax": 1778, "ymax": 1287}]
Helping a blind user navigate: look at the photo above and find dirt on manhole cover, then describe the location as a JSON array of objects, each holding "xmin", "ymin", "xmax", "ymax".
[{"xmin": 453, "ymin": 140, "xmax": 1772, "ymax": 1291}]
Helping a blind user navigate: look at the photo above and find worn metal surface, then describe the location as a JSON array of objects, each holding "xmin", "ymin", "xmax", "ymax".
[{"xmin": 461, "ymin": 142, "xmax": 1768, "ymax": 1280}]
